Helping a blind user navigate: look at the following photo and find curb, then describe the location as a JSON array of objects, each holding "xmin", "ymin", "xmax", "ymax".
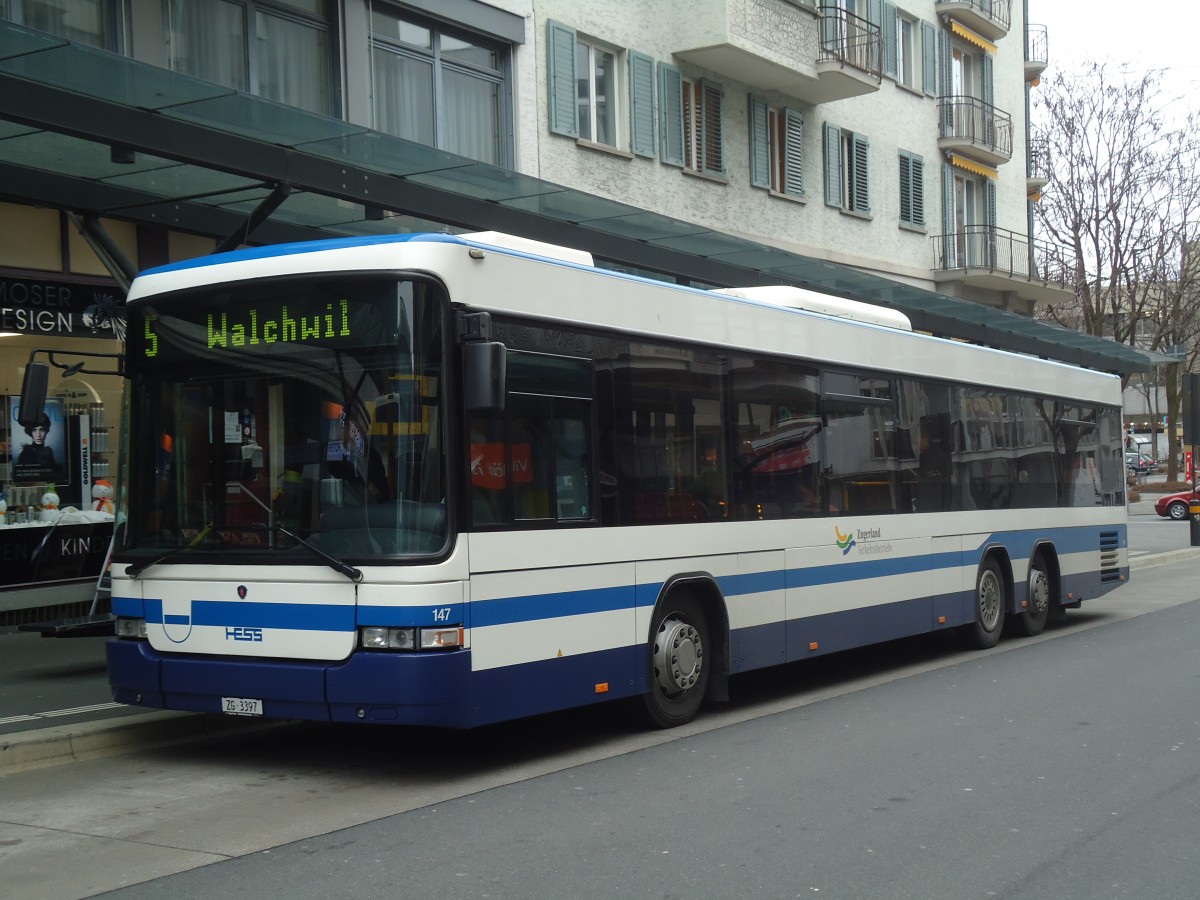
[
  {"xmin": 1129, "ymin": 547, "xmax": 1200, "ymax": 571},
  {"xmin": 0, "ymin": 710, "xmax": 283, "ymax": 776},
  {"xmin": 3, "ymin": 548, "xmax": 1198, "ymax": 777}
]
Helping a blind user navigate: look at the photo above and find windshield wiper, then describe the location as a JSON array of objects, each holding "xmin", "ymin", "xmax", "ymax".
[
  {"xmin": 126, "ymin": 527, "xmax": 222, "ymax": 579},
  {"xmin": 250, "ymin": 523, "xmax": 363, "ymax": 583}
]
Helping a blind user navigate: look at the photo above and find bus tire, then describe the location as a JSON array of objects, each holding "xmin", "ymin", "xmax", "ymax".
[
  {"xmin": 1014, "ymin": 556, "xmax": 1051, "ymax": 637},
  {"xmin": 642, "ymin": 593, "xmax": 710, "ymax": 728},
  {"xmin": 966, "ymin": 559, "xmax": 1006, "ymax": 649}
]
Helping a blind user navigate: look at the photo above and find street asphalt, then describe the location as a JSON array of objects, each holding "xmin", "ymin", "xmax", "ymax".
[{"xmin": 3, "ymin": 495, "xmax": 1198, "ymax": 776}]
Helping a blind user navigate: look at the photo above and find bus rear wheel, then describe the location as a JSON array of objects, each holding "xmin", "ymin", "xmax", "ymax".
[
  {"xmin": 642, "ymin": 594, "xmax": 710, "ymax": 728},
  {"xmin": 1014, "ymin": 558, "xmax": 1051, "ymax": 637},
  {"xmin": 966, "ymin": 559, "xmax": 1006, "ymax": 649}
]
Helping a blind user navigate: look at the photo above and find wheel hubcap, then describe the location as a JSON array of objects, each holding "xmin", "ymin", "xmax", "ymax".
[
  {"xmin": 978, "ymin": 571, "xmax": 1001, "ymax": 630},
  {"xmin": 653, "ymin": 616, "xmax": 704, "ymax": 697},
  {"xmin": 1029, "ymin": 568, "xmax": 1050, "ymax": 615}
]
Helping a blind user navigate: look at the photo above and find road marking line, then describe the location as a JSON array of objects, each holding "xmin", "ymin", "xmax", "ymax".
[{"xmin": 0, "ymin": 702, "xmax": 124, "ymax": 727}]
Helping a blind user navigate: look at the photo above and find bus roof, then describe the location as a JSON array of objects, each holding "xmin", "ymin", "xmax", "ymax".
[{"xmin": 127, "ymin": 232, "xmax": 1121, "ymax": 406}]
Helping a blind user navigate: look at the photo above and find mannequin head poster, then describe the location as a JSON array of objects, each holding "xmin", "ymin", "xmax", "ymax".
[{"xmin": 9, "ymin": 397, "xmax": 66, "ymax": 484}]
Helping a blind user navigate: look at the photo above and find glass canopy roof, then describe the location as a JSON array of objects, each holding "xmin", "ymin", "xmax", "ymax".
[{"xmin": 0, "ymin": 20, "xmax": 1157, "ymax": 374}]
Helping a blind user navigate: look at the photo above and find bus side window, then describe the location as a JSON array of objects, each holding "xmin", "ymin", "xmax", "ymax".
[{"xmin": 469, "ymin": 350, "xmax": 596, "ymax": 528}]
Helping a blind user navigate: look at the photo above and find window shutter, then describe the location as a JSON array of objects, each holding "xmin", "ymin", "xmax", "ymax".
[
  {"xmin": 882, "ymin": 2, "xmax": 898, "ymax": 80},
  {"xmin": 980, "ymin": 54, "xmax": 995, "ymax": 148},
  {"xmin": 938, "ymin": 29, "xmax": 953, "ymax": 132},
  {"xmin": 867, "ymin": 0, "xmax": 883, "ymax": 29},
  {"xmin": 783, "ymin": 108, "xmax": 804, "ymax": 196},
  {"xmin": 658, "ymin": 62, "xmax": 684, "ymax": 167},
  {"xmin": 629, "ymin": 51, "xmax": 656, "ymax": 158},
  {"xmin": 819, "ymin": 5, "xmax": 839, "ymax": 49},
  {"xmin": 911, "ymin": 154, "xmax": 925, "ymax": 226},
  {"xmin": 824, "ymin": 122, "xmax": 842, "ymax": 207},
  {"xmin": 899, "ymin": 153, "xmax": 912, "ymax": 224},
  {"xmin": 700, "ymin": 79, "xmax": 724, "ymax": 175},
  {"xmin": 941, "ymin": 162, "xmax": 955, "ymax": 267},
  {"xmin": 851, "ymin": 132, "xmax": 870, "ymax": 214},
  {"xmin": 983, "ymin": 179, "xmax": 997, "ymax": 266},
  {"xmin": 749, "ymin": 95, "xmax": 770, "ymax": 188},
  {"xmin": 921, "ymin": 21, "xmax": 936, "ymax": 96},
  {"xmin": 546, "ymin": 20, "xmax": 578, "ymax": 138}
]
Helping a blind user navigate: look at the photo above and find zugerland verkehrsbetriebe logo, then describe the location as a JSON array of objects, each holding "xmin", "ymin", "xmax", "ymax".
[{"xmin": 835, "ymin": 525, "xmax": 893, "ymax": 557}]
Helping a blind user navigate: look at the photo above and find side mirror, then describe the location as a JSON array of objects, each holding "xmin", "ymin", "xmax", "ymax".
[
  {"xmin": 17, "ymin": 362, "xmax": 50, "ymax": 428},
  {"xmin": 462, "ymin": 341, "xmax": 506, "ymax": 412}
]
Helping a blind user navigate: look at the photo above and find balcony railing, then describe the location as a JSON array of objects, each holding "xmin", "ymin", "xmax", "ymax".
[
  {"xmin": 1025, "ymin": 23, "xmax": 1048, "ymax": 80},
  {"xmin": 1027, "ymin": 133, "xmax": 1050, "ymax": 187},
  {"xmin": 817, "ymin": 6, "xmax": 882, "ymax": 81},
  {"xmin": 932, "ymin": 226, "xmax": 1075, "ymax": 286},
  {"xmin": 938, "ymin": 95, "xmax": 1013, "ymax": 163},
  {"xmin": 934, "ymin": 0, "xmax": 1012, "ymax": 40}
]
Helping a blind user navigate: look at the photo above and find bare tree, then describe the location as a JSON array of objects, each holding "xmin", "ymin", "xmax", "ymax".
[{"xmin": 1033, "ymin": 62, "xmax": 1200, "ymax": 479}]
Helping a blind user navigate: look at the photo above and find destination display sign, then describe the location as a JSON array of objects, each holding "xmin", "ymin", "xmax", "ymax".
[{"xmin": 131, "ymin": 280, "xmax": 403, "ymax": 363}]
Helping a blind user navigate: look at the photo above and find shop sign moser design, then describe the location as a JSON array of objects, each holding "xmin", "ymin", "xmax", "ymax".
[{"xmin": 0, "ymin": 275, "xmax": 127, "ymax": 339}]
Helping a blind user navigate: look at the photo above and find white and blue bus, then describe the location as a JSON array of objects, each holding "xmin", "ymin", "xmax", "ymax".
[{"xmin": 107, "ymin": 231, "xmax": 1129, "ymax": 728}]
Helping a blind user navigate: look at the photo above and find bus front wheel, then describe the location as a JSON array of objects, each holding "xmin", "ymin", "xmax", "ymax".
[
  {"xmin": 966, "ymin": 560, "xmax": 1006, "ymax": 649},
  {"xmin": 642, "ymin": 594, "xmax": 710, "ymax": 728}
]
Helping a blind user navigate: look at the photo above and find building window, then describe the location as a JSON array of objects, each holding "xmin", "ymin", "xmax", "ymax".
[
  {"xmin": 823, "ymin": 123, "xmax": 869, "ymax": 214},
  {"xmin": 576, "ymin": 38, "xmax": 618, "ymax": 147},
  {"xmin": 682, "ymin": 77, "xmax": 724, "ymax": 176},
  {"xmin": 547, "ymin": 21, "xmax": 655, "ymax": 158},
  {"xmin": 2, "ymin": 0, "xmax": 116, "ymax": 48},
  {"xmin": 749, "ymin": 96, "xmax": 804, "ymax": 198},
  {"xmin": 897, "ymin": 13, "xmax": 916, "ymax": 88},
  {"xmin": 898, "ymin": 150, "xmax": 924, "ymax": 226},
  {"xmin": 372, "ymin": 8, "xmax": 509, "ymax": 166},
  {"xmin": 165, "ymin": 0, "xmax": 334, "ymax": 116},
  {"xmin": 657, "ymin": 64, "xmax": 723, "ymax": 174}
]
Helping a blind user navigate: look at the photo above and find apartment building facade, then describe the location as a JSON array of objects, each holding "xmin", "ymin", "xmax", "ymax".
[{"xmin": 0, "ymin": 0, "xmax": 1145, "ymax": 363}]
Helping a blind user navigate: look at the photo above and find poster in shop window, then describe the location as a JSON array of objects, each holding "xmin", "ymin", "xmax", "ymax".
[{"xmin": 9, "ymin": 396, "xmax": 66, "ymax": 484}]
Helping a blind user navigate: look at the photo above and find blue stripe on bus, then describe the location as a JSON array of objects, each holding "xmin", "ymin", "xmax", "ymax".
[
  {"xmin": 142, "ymin": 599, "xmax": 356, "ymax": 632},
  {"xmin": 470, "ymin": 584, "xmax": 639, "ymax": 627},
  {"xmin": 115, "ymin": 525, "xmax": 1123, "ymax": 634}
]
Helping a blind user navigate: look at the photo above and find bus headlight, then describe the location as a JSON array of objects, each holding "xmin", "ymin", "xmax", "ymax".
[
  {"xmin": 360, "ymin": 627, "xmax": 415, "ymax": 650},
  {"xmin": 419, "ymin": 627, "xmax": 464, "ymax": 650},
  {"xmin": 358, "ymin": 626, "xmax": 462, "ymax": 651},
  {"xmin": 115, "ymin": 617, "xmax": 148, "ymax": 640}
]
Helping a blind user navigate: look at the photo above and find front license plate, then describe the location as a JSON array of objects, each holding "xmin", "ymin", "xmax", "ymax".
[{"xmin": 221, "ymin": 696, "xmax": 263, "ymax": 717}]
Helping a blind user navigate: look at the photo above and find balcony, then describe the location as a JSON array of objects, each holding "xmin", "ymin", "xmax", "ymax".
[
  {"xmin": 671, "ymin": 0, "xmax": 881, "ymax": 105},
  {"xmin": 938, "ymin": 95, "xmax": 1013, "ymax": 166},
  {"xmin": 934, "ymin": 0, "xmax": 1012, "ymax": 42},
  {"xmin": 931, "ymin": 226, "xmax": 1076, "ymax": 304},
  {"xmin": 1027, "ymin": 133, "xmax": 1049, "ymax": 197},
  {"xmin": 1025, "ymin": 23, "xmax": 1048, "ymax": 82}
]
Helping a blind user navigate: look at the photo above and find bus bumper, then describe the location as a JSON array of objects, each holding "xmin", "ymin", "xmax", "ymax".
[{"xmin": 106, "ymin": 638, "xmax": 474, "ymax": 728}]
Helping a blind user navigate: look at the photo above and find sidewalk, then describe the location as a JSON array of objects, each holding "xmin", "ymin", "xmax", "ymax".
[{"xmin": 4, "ymin": 538, "xmax": 1200, "ymax": 776}]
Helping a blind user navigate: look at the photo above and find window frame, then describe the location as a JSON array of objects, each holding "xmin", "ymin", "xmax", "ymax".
[
  {"xmin": 682, "ymin": 76, "xmax": 725, "ymax": 177},
  {"xmin": 749, "ymin": 95, "xmax": 804, "ymax": 199},
  {"xmin": 823, "ymin": 123, "xmax": 870, "ymax": 215},
  {"xmin": 164, "ymin": 0, "xmax": 339, "ymax": 117},
  {"xmin": 574, "ymin": 36, "xmax": 622, "ymax": 149},
  {"xmin": 372, "ymin": 6, "xmax": 512, "ymax": 167}
]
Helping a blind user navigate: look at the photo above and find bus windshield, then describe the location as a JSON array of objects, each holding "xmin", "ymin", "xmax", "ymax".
[{"xmin": 123, "ymin": 275, "xmax": 447, "ymax": 562}]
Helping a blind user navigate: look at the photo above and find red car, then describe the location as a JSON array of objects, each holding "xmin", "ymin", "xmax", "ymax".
[{"xmin": 1154, "ymin": 487, "xmax": 1200, "ymax": 520}]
